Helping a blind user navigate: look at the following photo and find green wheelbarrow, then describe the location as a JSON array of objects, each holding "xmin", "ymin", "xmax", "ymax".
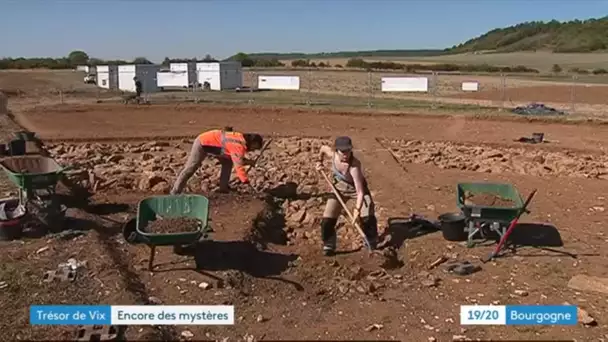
[
  {"xmin": 123, "ymin": 194, "xmax": 212, "ymax": 271},
  {"xmin": 0, "ymin": 155, "xmax": 69, "ymax": 202},
  {"xmin": 456, "ymin": 182, "xmax": 526, "ymax": 248}
]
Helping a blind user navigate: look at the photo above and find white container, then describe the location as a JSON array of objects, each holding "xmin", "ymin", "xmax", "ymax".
[
  {"xmin": 257, "ymin": 76, "xmax": 300, "ymax": 90},
  {"xmin": 118, "ymin": 64, "xmax": 160, "ymax": 93},
  {"xmin": 195, "ymin": 61, "xmax": 242, "ymax": 90},
  {"xmin": 96, "ymin": 65, "xmax": 118, "ymax": 89}
]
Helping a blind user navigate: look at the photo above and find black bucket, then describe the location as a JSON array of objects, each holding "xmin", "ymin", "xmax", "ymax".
[
  {"xmin": 8, "ymin": 139, "xmax": 26, "ymax": 156},
  {"xmin": 532, "ymin": 133, "xmax": 544, "ymax": 143},
  {"xmin": 438, "ymin": 212, "xmax": 467, "ymax": 242},
  {"xmin": 0, "ymin": 144, "xmax": 6, "ymax": 157}
]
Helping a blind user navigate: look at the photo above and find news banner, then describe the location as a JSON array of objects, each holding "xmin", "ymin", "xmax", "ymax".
[{"xmin": 30, "ymin": 304, "xmax": 577, "ymax": 325}]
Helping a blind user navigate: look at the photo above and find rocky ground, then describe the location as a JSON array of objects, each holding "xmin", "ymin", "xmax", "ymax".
[
  {"xmin": 0, "ymin": 136, "xmax": 602, "ymax": 341},
  {"xmin": 382, "ymin": 139, "xmax": 608, "ymax": 180},
  {"xmin": 46, "ymin": 137, "xmax": 380, "ymax": 249}
]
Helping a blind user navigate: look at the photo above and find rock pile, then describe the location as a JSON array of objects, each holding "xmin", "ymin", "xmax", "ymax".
[{"xmin": 384, "ymin": 139, "xmax": 608, "ymax": 179}]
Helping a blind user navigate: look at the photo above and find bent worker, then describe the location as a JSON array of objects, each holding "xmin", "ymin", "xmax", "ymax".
[
  {"xmin": 315, "ymin": 136, "xmax": 378, "ymax": 256},
  {"xmin": 170, "ymin": 129, "xmax": 264, "ymax": 194}
]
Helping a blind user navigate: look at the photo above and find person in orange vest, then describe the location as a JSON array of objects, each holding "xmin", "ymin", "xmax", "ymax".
[{"xmin": 170, "ymin": 128, "xmax": 264, "ymax": 194}]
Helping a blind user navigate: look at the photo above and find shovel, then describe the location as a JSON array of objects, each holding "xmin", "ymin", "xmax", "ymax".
[
  {"xmin": 318, "ymin": 170, "xmax": 372, "ymax": 251},
  {"xmin": 481, "ymin": 189, "xmax": 537, "ymax": 263}
]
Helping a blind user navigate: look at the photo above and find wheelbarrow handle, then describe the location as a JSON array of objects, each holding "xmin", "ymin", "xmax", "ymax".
[{"xmin": 481, "ymin": 189, "xmax": 537, "ymax": 263}]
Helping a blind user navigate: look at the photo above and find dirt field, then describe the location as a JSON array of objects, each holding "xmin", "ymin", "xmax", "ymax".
[
  {"xmin": 450, "ymin": 84, "xmax": 608, "ymax": 106},
  {"xmin": 282, "ymin": 51, "xmax": 608, "ymax": 73},
  {"xmin": 7, "ymin": 69, "xmax": 608, "ymax": 114},
  {"xmin": 2, "ymin": 72, "xmax": 608, "ymax": 341}
]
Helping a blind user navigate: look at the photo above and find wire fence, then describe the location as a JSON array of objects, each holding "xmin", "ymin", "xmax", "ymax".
[{"xmin": 29, "ymin": 68, "xmax": 608, "ymax": 117}]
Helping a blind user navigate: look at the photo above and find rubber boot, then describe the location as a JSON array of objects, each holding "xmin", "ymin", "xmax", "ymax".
[
  {"xmin": 361, "ymin": 216, "xmax": 379, "ymax": 250},
  {"xmin": 320, "ymin": 218, "xmax": 338, "ymax": 256}
]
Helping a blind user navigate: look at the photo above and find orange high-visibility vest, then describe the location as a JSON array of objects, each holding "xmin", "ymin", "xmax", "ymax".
[{"xmin": 198, "ymin": 130, "xmax": 248, "ymax": 182}]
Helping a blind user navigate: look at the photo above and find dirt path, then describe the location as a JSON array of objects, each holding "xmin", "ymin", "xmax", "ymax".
[{"xmin": 16, "ymin": 104, "xmax": 608, "ymax": 153}]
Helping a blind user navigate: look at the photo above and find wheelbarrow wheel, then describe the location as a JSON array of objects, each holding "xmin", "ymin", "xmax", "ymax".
[
  {"xmin": 122, "ymin": 218, "xmax": 138, "ymax": 244},
  {"xmin": 173, "ymin": 243, "xmax": 196, "ymax": 255}
]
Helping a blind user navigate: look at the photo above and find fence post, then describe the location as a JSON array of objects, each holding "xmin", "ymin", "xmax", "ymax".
[
  {"xmin": 59, "ymin": 89, "xmax": 64, "ymax": 105},
  {"xmin": 431, "ymin": 71, "xmax": 437, "ymax": 110},
  {"xmin": 367, "ymin": 71, "xmax": 373, "ymax": 108},
  {"xmin": 141, "ymin": 70, "xmax": 146, "ymax": 105},
  {"xmin": 194, "ymin": 78, "xmax": 200, "ymax": 104},
  {"xmin": 249, "ymin": 70, "xmax": 255, "ymax": 105},
  {"xmin": 500, "ymin": 73, "xmax": 506, "ymax": 110},
  {"xmin": 570, "ymin": 75, "xmax": 576, "ymax": 113},
  {"xmin": 306, "ymin": 68, "xmax": 312, "ymax": 106}
]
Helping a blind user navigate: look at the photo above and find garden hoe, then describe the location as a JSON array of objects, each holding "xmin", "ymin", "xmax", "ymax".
[{"xmin": 481, "ymin": 189, "xmax": 537, "ymax": 263}]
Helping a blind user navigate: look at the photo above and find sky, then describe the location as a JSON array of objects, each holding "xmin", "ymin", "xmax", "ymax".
[{"xmin": 1, "ymin": 0, "xmax": 607, "ymax": 62}]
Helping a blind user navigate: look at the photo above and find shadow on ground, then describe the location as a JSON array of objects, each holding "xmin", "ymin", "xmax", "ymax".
[
  {"xmin": 380, "ymin": 217, "xmax": 440, "ymax": 249},
  {"xmin": 510, "ymin": 223, "xmax": 563, "ymax": 247},
  {"xmin": 164, "ymin": 240, "xmax": 303, "ymax": 290},
  {"xmin": 193, "ymin": 240, "xmax": 297, "ymax": 277}
]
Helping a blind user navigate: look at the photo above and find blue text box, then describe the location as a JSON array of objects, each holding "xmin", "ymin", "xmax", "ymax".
[
  {"xmin": 506, "ymin": 305, "xmax": 577, "ymax": 325},
  {"xmin": 30, "ymin": 305, "xmax": 112, "ymax": 325}
]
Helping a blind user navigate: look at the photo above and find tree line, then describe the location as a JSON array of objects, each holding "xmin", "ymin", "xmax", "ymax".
[
  {"xmin": 0, "ymin": 51, "xmax": 154, "ymax": 70},
  {"xmin": 8, "ymin": 50, "xmax": 608, "ymax": 75},
  {"xmin": 289, "ymin": 58, "xmax": 540, "ymax": 73},
  {"xmin": 0, "ymin": 51, "xmax": 286, "ymax": 70},
  {"xmin": 446, "ymin": 17, "xmax": 608, "ymax": 53}
]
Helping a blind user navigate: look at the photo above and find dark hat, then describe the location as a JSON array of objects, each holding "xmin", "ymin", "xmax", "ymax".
[
  {"xmin": 334, "ymin": 136, "xmax": 353, "ymax": 151},
  {"xmin": 244, "ymin": 133, "xmax": 264, "ymax": 148}
]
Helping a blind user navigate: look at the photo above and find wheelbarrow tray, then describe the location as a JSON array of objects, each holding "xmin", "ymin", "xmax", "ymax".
[
  {"xmin": 457, "ymin": 182, "xmax": 524, "ymax": 222},
  {"xmin": 135, "ymin": 195, "xmax": 210, "ymax": 246},
  {"xmin": 0, "ymin": 155, "xmax": 65, "ymax": 190}
]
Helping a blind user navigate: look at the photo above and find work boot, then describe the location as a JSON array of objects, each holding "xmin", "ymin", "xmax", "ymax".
[
  {"xmin": 320, "ymin": 218, "xmax": 338, "ymax": 256},
  {"xmin": 361, "ymin": 216, "xmax": 379, "ymax": 250},
  {"xmin": 217, "ymin": 186, "xmax": 231, "ymax": 194}
]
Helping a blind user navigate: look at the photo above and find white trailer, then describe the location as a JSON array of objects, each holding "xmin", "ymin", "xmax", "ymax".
[
  {"xmin": 196, "ymin": 61, "xmax": 242, "ymax": 91},
  {"xmin": 257, "ymin": 76, "xmax": 300, "ymax": 90},
  {"xmin": 96, "ymin": 65, "xmax": 118, "ymax": 90},
  {"xmin": 117, "ymin": 64, "xmax": 160, "ymax": 93},
  {"xmin": 76, "ymin": 65, "xmax": 96, "ymax": 74},
  {"xmin": 157, "ymin": 62, "xmax": 198, "ymax": 90}
]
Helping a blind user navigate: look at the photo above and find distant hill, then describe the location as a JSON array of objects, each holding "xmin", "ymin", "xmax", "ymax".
[
  {"xmin": 445, "ymin": 17, "xmax": 608, "ymax": 54},
  {"xmin": 230, "ymin": 17, "xmax": 608, "ymax": 61},
  {"xmin": 226, "ymin": 49, "xmax": 444, "ymax": 61}
]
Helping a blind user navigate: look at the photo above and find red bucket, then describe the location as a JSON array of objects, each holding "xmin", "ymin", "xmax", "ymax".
[{"xmin": 0, "ymin": 198, "xmax": 27, "ymax": 241}]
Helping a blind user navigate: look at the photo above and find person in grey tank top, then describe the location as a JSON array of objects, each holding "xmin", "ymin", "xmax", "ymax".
[{"xmin": 315, "ymin": 136, "xmax": 378, "ymax": 256}]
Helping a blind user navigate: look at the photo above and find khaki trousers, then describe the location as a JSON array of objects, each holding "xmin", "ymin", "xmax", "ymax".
[
  {"xmin": 322, "ymin": 180, "xmax": 374, "ymax": 218},
  {"xmin": 171, "ymin": 139, "xmax": 233, "ymax": 194}
]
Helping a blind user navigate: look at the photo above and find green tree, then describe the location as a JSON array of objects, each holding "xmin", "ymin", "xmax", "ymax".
[
  {"xmin": 132, "ymin": 57, "xmax": 152, "ymax": 64},
  {"xmin": 232, "ymin": 52, "xmax": 255, "ymax": 67},
  {"xmin": 552, "ymin": 64, "xmax": 562, "ymax": 73},
  {"xmin": 291, "ymin": 59, "xmax": 309, "ymax": 67},
  {"xmin": 68, "ymin": 50, "xmax": 89, "ymax": 66},
  {"xmin": 202, "ymin": 54, "xmax": 218, "ymax": 62}
]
